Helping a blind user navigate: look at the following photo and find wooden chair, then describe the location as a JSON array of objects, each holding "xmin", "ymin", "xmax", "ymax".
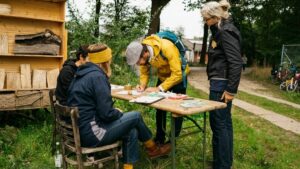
[
  {"xmin": 53, "ymin": 102, "xmax": 121, "ymax": 169},
  {"xmin": 49, "ymin": 89, "xmax": 58, "ymax": 155}
]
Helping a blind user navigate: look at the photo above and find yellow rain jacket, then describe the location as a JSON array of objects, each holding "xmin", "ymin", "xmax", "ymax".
[{"xmin": 140, "ymin": 35, "xmax": 190, "ymax": 91}]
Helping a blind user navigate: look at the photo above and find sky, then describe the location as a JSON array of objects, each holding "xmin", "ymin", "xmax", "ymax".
[
  {"xmin": 73, "ymin": 0, "xmax": 204, "ymax": 39},
  {"xmin": 160, "ymin": 0, "xmax": 203, "ymax": 39}
]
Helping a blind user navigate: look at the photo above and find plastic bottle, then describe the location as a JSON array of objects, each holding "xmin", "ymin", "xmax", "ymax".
[{"xmin": 54, "ymin": 142, "xmax": 63, "ymax": 168}]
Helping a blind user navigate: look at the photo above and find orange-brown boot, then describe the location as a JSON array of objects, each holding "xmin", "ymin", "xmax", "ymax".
[
  {"xmin": 123, "ymin": 163, "xmax": 133, "ymax": 169},
  {"xmin": 144, "ymin": 140, "xmax": 171, "ymax": 159}
]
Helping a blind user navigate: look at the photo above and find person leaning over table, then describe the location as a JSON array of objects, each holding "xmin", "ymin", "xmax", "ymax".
[
  {"xmin": 125, "ymin": 34, "xmax": 190, "ymax": 146},
  {"xmin": 55, "ymin": 45, "xmax": 89, "ymax": 105},
  {"xmin": 201, "ymin": 0, "xmax": 243, "ymax": 169},
  {"xmin": 67, "ymin": 44, "xmax": 171, "ymax": 169}
]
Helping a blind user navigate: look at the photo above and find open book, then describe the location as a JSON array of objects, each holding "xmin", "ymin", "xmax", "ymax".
[{"xmin": 130, "ymin": 95, "xmax": 164, "ymax": 104}]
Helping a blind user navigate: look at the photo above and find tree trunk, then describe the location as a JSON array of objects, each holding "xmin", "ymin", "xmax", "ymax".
[
  {"xmin": 263, "ymin": 56, "xmax": 267, "ymax": 67},
  {"xmin": 200, "ymin": 24, "xmax": 208, "ymax": 63},
  {"xmin": 248, "ymin": 20, "xmax": 255, "ymax": 66},
  {"xmin": 114, "ymin": 0, "xmax": 128, "ymax": 23},
  {"xmin": 94, "ymin": 0, "xmax": 101, "ymax": 37},
  {"xmin": 147, "ymin": 0, "xmax": 170, "ymax": 35}
]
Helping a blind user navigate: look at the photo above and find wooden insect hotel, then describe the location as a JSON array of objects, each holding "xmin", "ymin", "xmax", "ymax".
[{"xmin": 0, "ymin": 0, "xmax": 67, "ymax": 110}]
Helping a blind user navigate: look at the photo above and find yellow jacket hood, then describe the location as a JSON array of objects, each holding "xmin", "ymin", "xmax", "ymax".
[
  {"xmin": 142, "ymin": 35, "xmax": 162, "ymax": 57},
  {"xmin": 139, "ymin": 35, "xmax": 190, "ymax": 91}
]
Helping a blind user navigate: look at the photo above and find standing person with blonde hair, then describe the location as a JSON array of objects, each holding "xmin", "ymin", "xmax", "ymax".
[
  {"xmin": 201, "ymin": 0, "xmax": 243, "ymax": 168},
  {"xmin": 67, "ymin": 44, "xmax": 171, "ymax": 169}
]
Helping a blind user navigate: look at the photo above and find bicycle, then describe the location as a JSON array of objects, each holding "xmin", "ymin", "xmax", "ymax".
[
  {"xmin": 287, "ymin": 71, "xmax": 300, "ymax": 92},
  {"xmin": 278, "ymin": 63, "xmax": 297, "ymax": 91}
]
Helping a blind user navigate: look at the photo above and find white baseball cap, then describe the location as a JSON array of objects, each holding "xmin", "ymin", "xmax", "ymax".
[{"xmin": 125, "ymin": 41, "xmax": 143, "ymax": 65}]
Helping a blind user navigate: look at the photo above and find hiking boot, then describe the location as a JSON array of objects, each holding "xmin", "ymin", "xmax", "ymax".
[{"xmin": 147, "ymin": 143, "xmax": 171, "ymax": 159}]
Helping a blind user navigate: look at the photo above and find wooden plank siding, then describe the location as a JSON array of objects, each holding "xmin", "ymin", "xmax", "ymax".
[
  {"xmin": 0, "ymin": 0, "xmax": 66, "ymax": 110},
  {"xmin": 0, "ymin": 68, "xmax": 5, "ymax": 89},
  {"xmin": 0, "ymin": 56, "xmax": 61, "ymax": 73},
  {"xmin": 32, "ymin": 69, "xmax": 47, "ymax": 88},
  {"xmin": 0, "ymin": 33, "xmax": 8, "ymax": 54},
  {"xmin": 47, "ymin": 68, "xmax": 59, "ymax": 88},
  {"xmin": 0, "ymin": 0, "xmax": 64, "ymax": 21},
  {"xmin": 6, "ymin": 72, "xmax": 21, "ymax": 89},
  {"xmin": 0, "ymin": 0, "xmax": 66, "ymax": 74},
  {"xmin": 0, "ymin": 17, "xmax": 63, "ymax": 54},
  {"xmin": 20, "ymin": 64, "xmax": 31, "ymax": 89}
]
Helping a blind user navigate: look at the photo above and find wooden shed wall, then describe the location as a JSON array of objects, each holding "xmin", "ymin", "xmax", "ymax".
[
  {"xmin": 0, "ymin": 18, "xmax": 63, "ymax": 54},
  {"xmin": 1, "ymin": 0, "xmax": 64, "ymax": 21},
  {"xmin": 0, "ymin": 0, "xmax": 67, "ymax": 90},
  {"xmin": 0, "ymin": 0, "xmax": 66, "ymax": 72}
]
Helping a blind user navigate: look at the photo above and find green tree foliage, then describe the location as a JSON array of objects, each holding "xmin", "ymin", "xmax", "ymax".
[
  {"xmin": 66, "ymin": 0, "xmax": 149, "ymax": 62},
  {"xmin": 66, "ymin": 0, "xmax": 99, "ymax": 54},
  {"xmin": 184, "ymin": 0, "xmax": 300, "ymax": 66},
  {"xmin": 231, "ymin": 0, "xmax": 300, "ymax": 66},
  {"xmin": 100, "ymin": 2, "xmax": 149, "ymax": 63},
  {"xmin": 67, "ymin": 0, "xmax": 300, "ymax": 67}
]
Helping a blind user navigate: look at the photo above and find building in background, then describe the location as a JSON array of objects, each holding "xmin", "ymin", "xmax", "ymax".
[{"xmin": 182, "ymin": 38, "xmax": 202, "ymax": 63}]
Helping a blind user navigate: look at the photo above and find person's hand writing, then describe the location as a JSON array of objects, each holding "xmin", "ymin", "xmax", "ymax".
[
  {"xmin": 145, "ymin": 87, "xmax": 160, "ymax": 92},
  {"xmin": 221, "ymin": 91, "xmax": 234, "ymax": 103},
  {"xmin": 136, "ymin": 85, "xmax": 146, "ymax": 92}
]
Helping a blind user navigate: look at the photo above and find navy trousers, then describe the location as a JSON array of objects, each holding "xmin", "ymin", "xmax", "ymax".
[{"xmin": 209, "ymin": 90, "xmax": 233, "ymax": 169}]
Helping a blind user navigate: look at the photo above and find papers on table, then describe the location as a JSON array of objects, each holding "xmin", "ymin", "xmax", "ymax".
[
  {"xmin": 148, "ymin": 92, "xmax": 187, "ymax": 99},
  {"xmin": 116, "ymin": 90, "xmax": 129, "ymax": 95},
  {"xmin": 130, "ymin": 95, "xmax": 164, "ymax": 104},
  {"xmin": 115, "ymin": 90, "xmax": 142, "ymax": 96},
  {"xmin": 111, "ymin": 84, "xmax": 124, "ymax": 90},
  {"xmin": 180, "ymin": 100, "xmax": 205, "ymax": 108}
]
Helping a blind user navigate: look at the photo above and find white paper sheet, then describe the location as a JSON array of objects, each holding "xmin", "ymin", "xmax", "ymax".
[
  {"xmin": 130, "ymin": 96, "xmax": 164, "ymax": 104},
  {"xmin": 111, "ymin": 84, "xmax": 124, "ymax": 90},
  {"xmin": 116, "ymin": 90, "xmax": 142, "ymax": 96}
]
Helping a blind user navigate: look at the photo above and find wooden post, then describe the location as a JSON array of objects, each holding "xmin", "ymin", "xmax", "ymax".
[
  {"xmin": 0, "ymin": 4, "xmax": 11, "ymax": 14},
  {"xmin": 32, "ymin": 70, "xmax": 47, "ymax": 89},
  {"xmin": 0, "ymin": 69, "xmax": 5, "ymax": 89},
  {"xmin": 20, "ymin": 64, "xmax": 32, "ymax": 89},
  {"xmin": 0, "ymin": 33, "xmax": 9, "ymax": 54},
  {"xmin": 47, "ymin": 68, "xmax": 59, "ymax": 88},
  {"xmin": 6, "ymin": 72, "xmax": 21, "ymax": 89}
]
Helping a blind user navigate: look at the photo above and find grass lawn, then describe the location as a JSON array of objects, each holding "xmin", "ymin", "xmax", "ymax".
[
  {"xmin": 236, "ymin": 91, "xmax": 300, "ymax": 122},
  {"xmin": 1, "ymin": 86, "xmax": 300, "ymax": 169}
]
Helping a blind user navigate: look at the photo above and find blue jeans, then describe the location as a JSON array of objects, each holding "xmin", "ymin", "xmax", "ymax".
[
  {"xmin": 98, "ymin": 111, "xmax": 152, "ymax": 163},
  {"xmin": 209, "ymin": 90, "xmax": 233, "ymax": 169}
]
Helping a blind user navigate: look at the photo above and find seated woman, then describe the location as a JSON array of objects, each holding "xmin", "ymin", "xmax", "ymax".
[{"xmin": 67, "ymin": 44, "xmax": 171, "ymax": 169}]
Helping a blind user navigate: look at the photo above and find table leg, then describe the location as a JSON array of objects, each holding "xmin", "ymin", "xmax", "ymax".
[
  {"xmin": 171, "ymin": 116, "xmax": 176, "ymax": 169},
  {"xmin": 203, "ymin": 112, "xmax": 207, "ymax": 169}
]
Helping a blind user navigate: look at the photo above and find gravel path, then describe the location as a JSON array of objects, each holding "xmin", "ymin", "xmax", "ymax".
[{"xmin": 188, "ymin": 67, "xmax": 300, "ymax": 135}]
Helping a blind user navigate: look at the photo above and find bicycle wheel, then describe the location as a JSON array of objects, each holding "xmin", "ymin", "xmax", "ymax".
[
  {"xmin": 287, "ymin": 82, "xmax": 298, "ymax": 92},
  {"xmin": 279, "ymin": 82, "xmax": 286, "ymax": 90}
]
